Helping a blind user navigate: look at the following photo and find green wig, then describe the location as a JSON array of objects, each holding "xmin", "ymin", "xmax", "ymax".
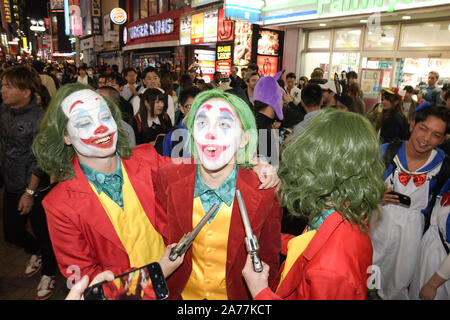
[
  {"xmin": 32, "ymin": 83, "xmax": 133, "ymax": 182},
  {"xmin": 279, "ymin": 107, "xmax": 386, "ymax": 231},
  {"xmin": 186, "ymin": 89, "xmax": 258, "ymax": 169}
]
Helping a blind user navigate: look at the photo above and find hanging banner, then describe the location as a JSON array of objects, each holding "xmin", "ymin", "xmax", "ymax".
[
  {"xmin": 233, "ymin": 21, "xmax": 252, "ymax": 66},
  {"xmin": 191, "ymin": 13, "xmax": 204, "ymax": 44},
  {"xmin": 218, "ymin": 8, "xmax": 234, "ymax": 42},
  {"xmin": 203, "ymin": 9, "xmax": 218, "ymax": 43},
  {"xmin": 180, "ymin": 16, "xmax": 191, "ymax": 45},
  {"xmin": 91, "ymin": 0, "xmax": 101, "ymax": 35}
]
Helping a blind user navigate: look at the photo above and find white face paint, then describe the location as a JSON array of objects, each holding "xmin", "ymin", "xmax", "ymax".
[
  {"xmin": 193, "ymin": 98, "xmax": 243, "ymax": 171},
  {"xmin": 62, "ymin": 89, "xmax": 118, "ymax": 158}
]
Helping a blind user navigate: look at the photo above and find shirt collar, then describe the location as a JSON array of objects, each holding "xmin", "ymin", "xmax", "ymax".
[
  {"xmin": 194, "ymin": 163, "xmax": 238, "ymax": 207},
  {"xmin": 78, "ymin": 153, "xmax": 123, "ymax": 194}
]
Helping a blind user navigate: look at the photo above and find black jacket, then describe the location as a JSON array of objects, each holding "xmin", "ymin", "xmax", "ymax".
[{"xmin": 0, "ymin": 96, "xmax": 46, "ymax": 193}]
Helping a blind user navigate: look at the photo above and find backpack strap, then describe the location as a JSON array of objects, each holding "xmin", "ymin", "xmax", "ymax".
[
  {"xmin": 382, "ymin": 139, "xmax": 403, "ymax": 174},
  {"xmin": 423, "ymin": 155, "xmax": 450, "ymax": 235}
]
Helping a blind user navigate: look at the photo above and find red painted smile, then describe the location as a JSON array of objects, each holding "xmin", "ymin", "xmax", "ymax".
[
  {"xmin": 198, "ymin": 143, "xmax": 230, "ymax": 160},
  {"xmin": 80, "ymin": 132, "xmax": 116, "ymax": 149}
]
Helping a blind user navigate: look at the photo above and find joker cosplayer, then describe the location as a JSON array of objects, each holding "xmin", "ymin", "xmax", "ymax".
[
  {"xmin": 155, "ymin": 90, "xmax": 282, "ymax": 300},
  {"xmin": 33, "ymin": 84, "xmax": 278, "ymax": 291},
  {"xmin": 32, "ymin": 84, "xmax": 184, "ymax": 290}
]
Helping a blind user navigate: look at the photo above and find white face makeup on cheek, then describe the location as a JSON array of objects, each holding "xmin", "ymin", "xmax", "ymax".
[
  {"xmin": 193, "ymin": 98, "xmax": 243, "ymax": 171},
  {"xmin": 62, "ymin": 89, "xmax": 118, "ymax": 158}
]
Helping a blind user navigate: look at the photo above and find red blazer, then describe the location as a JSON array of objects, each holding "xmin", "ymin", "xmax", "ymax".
[
  {"xmin": 42, "ymin": 144, "xmax": 170, "ymax": 280},
  {"xmin": 155, "ymin": 163, "xmax": 282, "ymax": 300},
  {"xmin": 255, "ymin": 212, "xmax": 372, "ymax": 300}
]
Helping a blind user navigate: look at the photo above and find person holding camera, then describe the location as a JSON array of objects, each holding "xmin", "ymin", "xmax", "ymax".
[{"xmin": 370, "ymin": 105, "xmax": 449, "ymax": 300}]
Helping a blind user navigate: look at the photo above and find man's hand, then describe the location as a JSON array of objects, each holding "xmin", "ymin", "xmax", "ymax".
[
  {"xmin": 381, "ymin": 187, "xmax": 400, "ymax": 205},
  {"xmin": 159, "ymin": 243, "xmax": 185, "ymax": 278},
  {"xmin": 130, "ymin": 84, "xmax": 139, "ymax": 97},
  {"xmin": 242, "ymin": 254, "xmax": 269, "ymax": 299},
  {"xmin": 18, "ymin": 192, "xmax": 34, "ymax": 215},
  {"xmin": 65, "ymin": 271, "xmax": 115, "ymax": 300},
  {"xmin": 252, "ymin": 158, "xmax": 280, "ymax": 189}
]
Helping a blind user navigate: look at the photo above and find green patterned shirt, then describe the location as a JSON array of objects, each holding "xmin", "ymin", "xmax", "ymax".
[
  {"xmin": 194, "ymin": 164, "xmax": 238, "ymax": 222},
  {"xmin": 79, "ymin": 154, "xmax": 124, "ymax": 210}
]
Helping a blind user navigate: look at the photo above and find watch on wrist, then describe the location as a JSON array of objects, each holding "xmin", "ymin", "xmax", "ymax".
[{"xmin": 25, "ymin": 188, "xmax": 36, "ymax": 196}]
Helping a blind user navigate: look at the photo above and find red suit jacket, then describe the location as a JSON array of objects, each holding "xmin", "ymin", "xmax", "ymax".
[
  {"xmin": 256, "ymin": 212, "xmax": 372, "ymax": 300},
  {"xmin": 43, "ymin": 144, "xmax": 170, "ymax": 280},
  {"xmin": 155, "ymin": 163, "xmax": 282, "ymax": 300}
]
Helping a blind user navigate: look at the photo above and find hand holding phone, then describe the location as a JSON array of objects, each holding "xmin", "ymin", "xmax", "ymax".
[
  {"xmin": 386, "ymin": 190, "xmax": 411, "ymax": 206},
  {"xmin": 83, "ymin": 262, "xmax": 169, "ymax": 300}
]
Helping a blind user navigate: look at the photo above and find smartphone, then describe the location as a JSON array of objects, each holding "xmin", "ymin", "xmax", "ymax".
[
  {"xmin": 83, "ymin": 262, "xmax": 169, "ymax": 300},
  {"xmin": 388, "ymin": 191, "xmax": 411, "ymax": 206}
]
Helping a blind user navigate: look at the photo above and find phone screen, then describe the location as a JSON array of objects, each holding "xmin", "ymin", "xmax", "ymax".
[{"xmin": 84, "ymin": 262, "xmax": 169, "ymax": 300}]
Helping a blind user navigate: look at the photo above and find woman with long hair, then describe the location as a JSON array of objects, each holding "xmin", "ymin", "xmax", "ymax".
[
  {"xmin": 375, "ymin": 88, "xmax": 409, "ymax": 143},
  {"xmin": 242, "ymin": 108, "xmax": 386, "ymax": 300},
  {"xmin": 133, "ymin": 88, "xmax": 172, "ymax": 154}
]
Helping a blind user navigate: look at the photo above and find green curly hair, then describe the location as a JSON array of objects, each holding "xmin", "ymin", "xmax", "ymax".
[
  {"xmin": 186, "ymin": 89, "xmax": 258, "ymax": 169},
  {"xmin": 279, "ymin": 107, "xmax": 386, "ymax": 231},
  {"xmin": 32, "ymin": 83, "xmax": 133, "ymax": 182}
]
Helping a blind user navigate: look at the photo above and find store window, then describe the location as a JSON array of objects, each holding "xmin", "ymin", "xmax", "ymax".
[
  {"xmin": 133, "ymin": 0, "xmax": 140, "ymax": 21},
  {"xmin": 334, "ymin": 28, "xmax": 361, "ymax": 49},
  {"xmin": 308, "ymin": 30, "xmax": 331, "ymax": 49},
  {"xmin": 149, "ymin": 0, "xmax": 158, "ymax": 16},
  {"xmin": 396, "ymin": 58, "xmax": 450, "ymax": 88},
  {"xmin": 365, "ymin": 25, "xmax": 397, "ymax": 50},
  {"xmin": 400, "ymin": 21, "xmax": 450, "ymax": 48},
  {"xmin": 304, "ymin": 52, "xmax": 330, "ymax": 79},
  {"xmin": 159, "ymin": 0, "xmax": 169, "ymax": 13},
  {"xmin": 331, "ymin": 52, "xmax": 360, "ymax": 75},
  {"xmin": 140, "ymin": 0, "xmax": 148, "ymax": 19}
]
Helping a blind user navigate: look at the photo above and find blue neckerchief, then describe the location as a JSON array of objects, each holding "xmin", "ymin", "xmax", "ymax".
[
  {"xmin": 307, "ymin": 209, "xmax": 335, "ymax": 231},
  {"xmin": 79, "ymin": 153, "xmax": 124, "ymax": 209},
  {"xmin": 381, "ymin": 142, "xmax": 446, "ymax": 215},
  {"xmin": 194, "ymin": 164, "xmax": 238, "ymax": 223}
]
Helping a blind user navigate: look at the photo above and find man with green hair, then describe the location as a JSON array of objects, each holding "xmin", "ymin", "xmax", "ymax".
[
  {"xmin": 242, "ymin": 108, "xmax": 386, "ymax": 300},
  {"xmin": 155, "ymin": 89, "xmax": 282, "ymax": 300},
  {"xmin": 33, "ymin": 84, "xmax": 279, "ymax": 298}
]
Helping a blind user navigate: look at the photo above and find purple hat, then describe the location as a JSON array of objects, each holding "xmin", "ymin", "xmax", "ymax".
[{"xmin": 253, "ymin": 71, "xmax": 284, "ymax": 120}]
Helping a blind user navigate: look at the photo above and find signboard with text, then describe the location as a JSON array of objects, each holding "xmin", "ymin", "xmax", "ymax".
[
  {"xmin": 218, "ymin": 8, "xmax": 234, "ymax": 42},
  {"xmin": 216, "ymin": 44, "xmax": 233, "ymax": 75},
  {"xmin": 191, "ymin": 13, "xmax": 204, "ymax": 44}
]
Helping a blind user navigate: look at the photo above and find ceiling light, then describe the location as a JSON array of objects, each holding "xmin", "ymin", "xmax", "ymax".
[
  {"xmin": 360, "ymin": 19, "xmax": 367, "ymax": 23},
  {"xmin": 402, "ymin": 16, "xmax": 411, "ymax": 20},
  {"xmin": 319, "ymin": 23, "xmax": 327, "ymax": 27}
]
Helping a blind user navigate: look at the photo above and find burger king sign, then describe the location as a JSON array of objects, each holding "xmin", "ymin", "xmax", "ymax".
[{"xmin": 110, "ymin": 8, "xmax": 127, "ymax": 25}]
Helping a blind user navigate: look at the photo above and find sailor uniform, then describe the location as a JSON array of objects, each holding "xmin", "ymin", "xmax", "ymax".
[
  {"xmin": 409, "ymin": 183, "xmax": 450, "ymax": 300},
  {"xmin": 370, "ymin": 141, "xmax": 445, "ymax": 300}
]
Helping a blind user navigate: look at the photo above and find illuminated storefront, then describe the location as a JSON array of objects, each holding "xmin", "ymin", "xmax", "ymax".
[{"xmin": 258, "ymin": 0, "xmax": 450, "ymax": 111}]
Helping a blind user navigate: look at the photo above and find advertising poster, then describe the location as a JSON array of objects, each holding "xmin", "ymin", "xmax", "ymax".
[
  {"xmin": 203, "ymin": 10, "xmax": 218, "ymax": 43},
  {"xmin": 361, "ymin": 69, "xmax": 382, "ymax": 99},
  {"xmin": 195, "ymin": 49, "xmax": 216, "ymax": 82},
  {"xmin": 234, "ymin": 21, "xmax": 252, "ymax": 66},
  {"xmin": 257, "ymin": 30, "xmax": 279, "ymax": 56},
  {"xmin": 180, "ymin": 16, "xmax": 191, "ymax": 45},
  {"xmin": 257, "ymin": 55, "xmax": 278, "ymax": 77},
  {"xmin": 191, "ymin": 13, "xmax": 204, "ymax": 44},
  {"xmin": 218, "ymin": 8, "xmax": 234, "ymax": 42},
  {"xmin": 216, "ymin": 44, "xmax": 232, "ymax": 75}
]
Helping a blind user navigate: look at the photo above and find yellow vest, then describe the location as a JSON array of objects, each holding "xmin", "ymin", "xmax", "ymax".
[
  {"xmin": 182, "ymin": 197, "xmax": 233, "ymax": 300},
  {"xmin": 277, "ymin": 230, "xmax": 317, "ymax": 291},
  {"xmin": 90, "ymin": 163, "xmax": 165, "ymax": 296}
]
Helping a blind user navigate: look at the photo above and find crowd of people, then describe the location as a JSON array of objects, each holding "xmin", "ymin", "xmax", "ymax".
[{"xmin": 0, "ymin": 58, "xmax": 448, "ymax": 301}]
